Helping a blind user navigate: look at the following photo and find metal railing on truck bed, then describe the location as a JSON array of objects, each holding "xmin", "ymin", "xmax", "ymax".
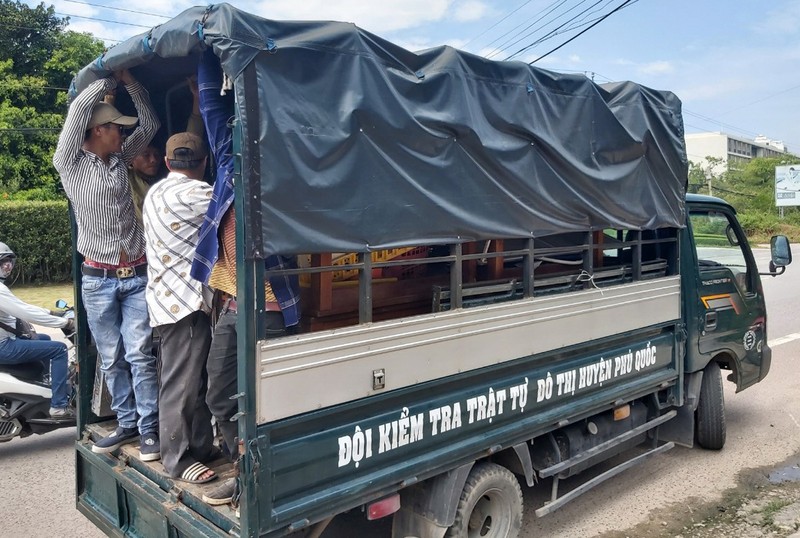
[{"xmin": 249, "ymin": 227, "xmax": 682, "ymax": 534}]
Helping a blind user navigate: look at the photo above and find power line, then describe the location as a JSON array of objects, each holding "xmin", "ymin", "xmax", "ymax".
[
  {"xmin": 0, "ymin": 20, "xmax": 64, "ymax": 34},
  {"xmin": 531, "ymin": 0, "xmax": 620, "ymax": 48},
  {"xmin": 54, "ymin": 11, "xmax": 152, "ymax": 29},
  {"xmin": 504, "ymin": 0, "xmax": 608, "ymax": 61},
  {"xmin": 0, "ymin": 128, "xmax": 62, "ymax": 133},
  {"xmin": 461, "ymin": 0, "xmax": 535, "ymax": 50},
  {"xmin": 0, "ymin": 17, "xmax": 119, "ymax": 43},
  {"xmin": 718, "ymin": 82, "xmax": 800, "ymax": 117},
  {"xmin": 61, "ymin": 0, "xmax": 169, "ymax": 20},
  {"xmin": 683, "ymin": 109, "xmax": 761, "ymax": 139},
  {"xmin": 0, "ymin": 84, "xmax": 69, "ymax": 91},
  {"xmin": 485, "ymin": 0, "xmax": 574, "ymax": 59},
  {"xmin": 530, "ymin": 0, "xmax": 635, "ymax": 64},
  {"xmin": 550, "ymin": 68, "xmax": 615, "ymax": 83}
]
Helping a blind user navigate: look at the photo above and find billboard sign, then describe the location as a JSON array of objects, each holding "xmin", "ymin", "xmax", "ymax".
[{"xmin": 775, "ymin": 165, "xmax": 800, "ymax": 207}]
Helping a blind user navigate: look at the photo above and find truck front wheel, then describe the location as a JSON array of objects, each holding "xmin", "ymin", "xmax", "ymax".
[
  {"xmin": 445, "ymin": 462, "xmax": 523, "ymax": 538},
  {"xmin": 695, "ymin": 361, "xmax": 726, "ymax": 450}
]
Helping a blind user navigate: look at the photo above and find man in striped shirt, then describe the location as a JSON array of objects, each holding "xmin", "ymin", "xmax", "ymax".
[
  {"xmin": 53, "ymin": 69, "xmax": 161, "ymax": 459},
  {"xmin": 142, "ymin": 132, "xmax": 217, "ymax": 484}
]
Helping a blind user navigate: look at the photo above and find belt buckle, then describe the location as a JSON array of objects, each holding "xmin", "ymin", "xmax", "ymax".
[{"xmin": 115, "ymin": 266, "xmax": 135, "ymax": 278}]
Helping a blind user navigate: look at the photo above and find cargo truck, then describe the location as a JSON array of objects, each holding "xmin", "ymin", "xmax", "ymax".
[{"xmin": 66, "ymin": 4, "xmax": 792, "ymax": 537}]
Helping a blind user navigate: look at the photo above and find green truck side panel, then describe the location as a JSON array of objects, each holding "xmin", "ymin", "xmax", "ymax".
[{"xmin": 255, "ymin": 328, "xmax": 679, "ymax": 534}]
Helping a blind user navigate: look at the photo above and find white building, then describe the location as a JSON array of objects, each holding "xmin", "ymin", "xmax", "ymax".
[{"xmin": 685, "ymin": 132, "xmax": 788, "ymax": 174}]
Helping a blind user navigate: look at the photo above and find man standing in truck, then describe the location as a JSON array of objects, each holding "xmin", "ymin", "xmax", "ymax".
[
  {"xmin": 143, "ymin": 132, "xmax": 217, "ymax": 484},
  {"xmin": 192, "ymin": 48, "xmax": 301, "ymax": 506},
  {"xmin": 53, "ymin": 69, "xmax": 161, "ymax": 460}
]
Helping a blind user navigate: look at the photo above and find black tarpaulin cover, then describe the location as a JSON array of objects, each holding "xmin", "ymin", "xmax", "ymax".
[{"xmin": 71, "ymin": 3, "xmax": 688, "ymax": 255}]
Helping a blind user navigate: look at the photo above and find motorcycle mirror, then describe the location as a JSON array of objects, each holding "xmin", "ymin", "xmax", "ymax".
[{"xmin": 55, "ymin": 299, "xmax": 68, "ymax": 309}]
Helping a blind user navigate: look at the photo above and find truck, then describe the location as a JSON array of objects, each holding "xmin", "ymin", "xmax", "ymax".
[{"xmin": 66, "ymin": 4, "xmax": 792, "ymax": 538}]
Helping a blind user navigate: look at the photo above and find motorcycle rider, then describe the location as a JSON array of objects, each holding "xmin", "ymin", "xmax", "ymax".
[{"xmin": 0, "ymin": 242, "xmax": 76, "ymax": 418}]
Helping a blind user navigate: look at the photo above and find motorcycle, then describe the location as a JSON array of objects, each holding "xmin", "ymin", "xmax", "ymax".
[{"xmin": 0, "ymin": 300, "xmax": 77, "ymax": 442}]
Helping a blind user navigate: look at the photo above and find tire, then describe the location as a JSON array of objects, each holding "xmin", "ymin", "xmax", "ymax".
[
  {"xmin": 445, "ymin": 463, "xmax": 523, "ymax": 538},
  {"xmin": 695, "ymin": 361, "xmax": 726, "ymax": 450}
]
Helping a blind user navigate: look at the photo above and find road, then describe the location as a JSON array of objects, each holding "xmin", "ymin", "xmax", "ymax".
[{"xmin": 0, "ymin": 247, "xmax": 798, "ymax": 538}]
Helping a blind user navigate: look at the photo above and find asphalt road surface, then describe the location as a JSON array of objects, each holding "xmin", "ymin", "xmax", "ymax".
[{"xmin": 1, "ymin": 246, "xmax": 798, "ymax": 538}]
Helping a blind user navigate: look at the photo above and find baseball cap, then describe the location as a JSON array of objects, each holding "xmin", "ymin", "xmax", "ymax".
[
  {"xmin": 166, "ymin": 132, "xmax": 208, "ymax": 169},
  {"xmin": 87, "ymin": 102, "xmax": 138, "ymax": 130}
]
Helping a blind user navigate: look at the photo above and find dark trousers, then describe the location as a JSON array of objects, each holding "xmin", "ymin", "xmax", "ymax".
[
  {"xmin": 156, "ymin": 311, "xmax": 214, "ymax": 477},
  {"xmin": 0, "ymin": 334, "xmax": 69, "ymax": 408},
  {"xmin": 206, "ymin": 310, "xmax": 287, "ymax": 462}
]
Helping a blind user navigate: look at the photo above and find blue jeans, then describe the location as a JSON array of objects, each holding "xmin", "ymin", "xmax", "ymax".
[
  {"xmin": 81, "ymin": 274, "xmax": 158, "ymax": 433},
  {"xmin": 0, "ymin": 334, "xmax": 69, "ymax": 408}
]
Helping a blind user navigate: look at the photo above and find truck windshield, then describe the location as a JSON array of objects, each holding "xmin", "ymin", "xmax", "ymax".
[{"xmin": 689, "ymin": 210, "xmax": 752, "ymax": 293}]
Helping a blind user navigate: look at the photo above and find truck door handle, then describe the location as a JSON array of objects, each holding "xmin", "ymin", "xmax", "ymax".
[{"xmin": 705, "ymin": 311, "xmax": 718, "ymax": 331}]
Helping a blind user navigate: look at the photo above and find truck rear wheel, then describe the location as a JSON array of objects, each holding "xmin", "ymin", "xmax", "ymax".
[
  {"xmin": 695, "ymin": 361, "xmax": 726, "ymax": 450},
  {"xmin": 445, "ymin": 462, "xmax": 523, "ymax": 538}
]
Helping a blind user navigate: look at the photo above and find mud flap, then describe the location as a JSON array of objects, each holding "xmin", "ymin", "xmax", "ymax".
[
  {"xmin": 392, "ymin": 462, "xmax": 473, "ymax": 538},
  {"xmin": 658, "ymin": 370, "xmax": 703, "ymax": 448}
]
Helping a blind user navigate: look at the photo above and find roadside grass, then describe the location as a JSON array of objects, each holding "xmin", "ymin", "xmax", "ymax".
[
  {"xmin": 9, "ymin": 281, "xmax": 74, "ymax": 309},
  {"xmin": 761, "ymin": 498, "xmax": 793, "ymax": 529}
]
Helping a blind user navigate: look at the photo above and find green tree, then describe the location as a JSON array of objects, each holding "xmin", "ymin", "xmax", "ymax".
[
  {"xmin": 0, "ymin": 59, "xmax": 63, "ymax": 195},
  {"xmin": 45, "ymin": 31, "xmax": 106, "ymax": 110},
  {"xmin": 0, "ymin": 2, "xmax": 105, "ymax": 200},
  {"xmin": 0, "ymin": 0, "xmax": 66, "ymax": 79},
  {"xmin": 688, "ymin": 156, "xmax": 726, "ymax": 195},
  {"xmin": 727, "ymin": 157, "xmax": 800, "ymax": 213}
]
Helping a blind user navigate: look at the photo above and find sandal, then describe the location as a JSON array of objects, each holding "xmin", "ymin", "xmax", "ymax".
[{"xmin": 178, "ymin": 462, "xmax": 217, "ymax": 484}]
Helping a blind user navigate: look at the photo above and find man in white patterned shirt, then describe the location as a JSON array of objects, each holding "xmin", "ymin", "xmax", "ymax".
[
  {"xmin": 53, "ymin": 69, "xmax": 161, "ymax": 460},
  {"xmin": 142, "ymin": 132, "xmax": 217, "ymax": 484}
]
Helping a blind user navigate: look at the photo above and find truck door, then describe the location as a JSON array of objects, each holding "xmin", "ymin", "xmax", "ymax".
[{"xmin": 688, "ymin": 208, "xmax": 766, "ymax": 390}]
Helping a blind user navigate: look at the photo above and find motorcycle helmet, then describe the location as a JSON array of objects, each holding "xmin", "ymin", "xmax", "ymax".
[{"xmin": 0, "ymin": 241, "xmax": 17, "ymax": 280}]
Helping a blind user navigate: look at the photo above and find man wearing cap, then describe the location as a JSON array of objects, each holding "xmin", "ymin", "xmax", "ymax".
[
  {"xmin": 53, "ymin": 69, "xmax": 161, "ymax": 460},
  {"xmin": 127, "ymin": 77, "xmax": 204, "ymax": 227},
  {"xmin": 142, "ymin": 132, "xmax": 217, "ymax": 484}
]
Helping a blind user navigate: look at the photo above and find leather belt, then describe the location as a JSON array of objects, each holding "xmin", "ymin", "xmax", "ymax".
[
  {"xmin": 221, "ymin": 297, "xmax": 280, "ymax": 314},
  {"xmin": 81, "ymin": 263, "xmax": 147, "ymax": 279}
]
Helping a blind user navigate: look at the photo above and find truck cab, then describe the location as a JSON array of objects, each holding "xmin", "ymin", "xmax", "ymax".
[{"xmin": 683, "ymin": 194, "xmax": 779, "ymax": 389}]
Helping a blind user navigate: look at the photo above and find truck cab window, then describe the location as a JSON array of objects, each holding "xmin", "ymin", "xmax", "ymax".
[{"xmin": 690, "ymin": 211, "xmax": 752, "ymax": 293}]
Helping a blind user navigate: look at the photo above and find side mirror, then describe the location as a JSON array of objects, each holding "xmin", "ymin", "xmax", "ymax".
[
  {"xmin": 771, "ymin": 235, "xmax": 792, "ymax": 267},
  {"xmin": 55, "ymin": 298, "xmax": 68, "ymax": 309},
  {"xmin": 767, "ymin": 235, "xmax": 792, "ymax": 276},
  {"xmin": 725, "ymin": 225, "xmax": 740, "ymax": 246}
]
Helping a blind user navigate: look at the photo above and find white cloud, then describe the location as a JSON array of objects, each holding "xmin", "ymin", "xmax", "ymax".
[
  {"xmin": 252, "ymin": 0, "xmax": 454, "ymax": 33},
  {"xmin": 453, "ymin": 1, "xmax": 489, "ymax": 22},
  {"xmin": 639, "ymin": 61, "xmax": 674, "ymax": 76},
  {"xmin": 755, "ymin": 2, "xmax": 800, "ymax": 35},
  {"xmin": 675, "ymin": 79, "xmax": 749, "ymax": 103},
  {"xmin": 65, "ymin": 20, "xmax": 111, "ymax": 40}
]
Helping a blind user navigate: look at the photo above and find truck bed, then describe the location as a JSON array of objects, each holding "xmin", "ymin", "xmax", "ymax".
[{"xmin": 77, "ymin": 421, "xmax": 239, "ymax": 537}]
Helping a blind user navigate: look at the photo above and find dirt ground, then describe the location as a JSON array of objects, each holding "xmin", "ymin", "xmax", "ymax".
[{"xmin": 600, "ymin": 458, "xmax": 800, "ymax": 538}]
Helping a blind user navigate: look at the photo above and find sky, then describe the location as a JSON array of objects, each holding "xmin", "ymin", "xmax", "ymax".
[{"xmin": 34, "ymin": 0, "xmax": 800, "ymax": 157}]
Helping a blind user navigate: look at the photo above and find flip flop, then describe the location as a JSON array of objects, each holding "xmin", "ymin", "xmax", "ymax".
[{"xmin": 178, "ymin": 462, "xmax": 217, "ymax": 484}]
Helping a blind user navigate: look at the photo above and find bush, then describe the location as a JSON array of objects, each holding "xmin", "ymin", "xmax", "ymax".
[
  {"xmin": 0, "ymin": 200, "xmax": 72, "ymax": 283},
  {"xmin": 737, "ymin": 211, "xmax": 800, "ymax": 243}
]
